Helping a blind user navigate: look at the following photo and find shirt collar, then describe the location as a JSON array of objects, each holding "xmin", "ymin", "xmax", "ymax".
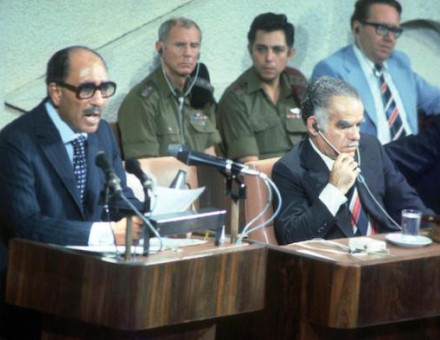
[
  {"xmin": 45, "ymin": 101, "xmax": 87, "ymax": 144},
  {"xmin": 246, "ymin": 67, "xmax": 291, "ymax": 97},
  {"xmin": 353, "ymin": 44, "xmax": 389, "ymax": 76},
  {"xmin": 308, "ymin": 138, "xmax": 334, "ymax": 171},
  {"xmin": 157, "ymin": 66, "xmax": 191, "ymax": 99}
]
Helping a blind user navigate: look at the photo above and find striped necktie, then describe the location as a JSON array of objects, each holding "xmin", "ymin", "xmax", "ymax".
[
  {"xmin": 72, "ymin": 135, "xmax": 87, "ymax": 204},
  {"xmin": 348, "ymin": 186, "xmax": 375, "ymax": 236},
  {"xmin": 374, "ymin": 64, "xmax": 407, "ymax": 140}
]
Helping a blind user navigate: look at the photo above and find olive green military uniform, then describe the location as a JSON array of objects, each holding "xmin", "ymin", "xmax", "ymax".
[
  {"xmin": 117, "ymin": 67, "xmax": 220, "ymax": 159},
  {"xmin": 217, "ymin": 67, "xmax": 308, "ymax": 160}
]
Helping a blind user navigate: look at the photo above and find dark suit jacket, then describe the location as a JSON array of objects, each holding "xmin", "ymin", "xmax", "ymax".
[
  {"xmin": 272, "ymin": 134, "xmax": 431, "ymax": 244},
  {"xmin": 385, "ymin": 116, "xmax": 440, "ymax": 214},
  {"xmin": 0, "ymin": 100, "xmax": 139, "ymax": 247}
]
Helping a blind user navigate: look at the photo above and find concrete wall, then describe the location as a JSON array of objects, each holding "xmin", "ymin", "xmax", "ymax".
[{"xmin": 2, "ymin": 0, "xmax": 440, "ymax": 128}]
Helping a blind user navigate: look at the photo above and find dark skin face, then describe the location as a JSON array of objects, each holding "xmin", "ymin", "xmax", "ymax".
[{"xmin": 48, "ymin": 49, "xmax": 110, "ymax": 133}]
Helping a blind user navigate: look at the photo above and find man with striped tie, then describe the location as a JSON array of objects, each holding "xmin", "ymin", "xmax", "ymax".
[
  {"xmin": 272, "ymin": 77, "xmax": 432, "ymax": 244},
  {"xmin": 311, "ymin": 0, "xmax": 440, "ymax": 144}
]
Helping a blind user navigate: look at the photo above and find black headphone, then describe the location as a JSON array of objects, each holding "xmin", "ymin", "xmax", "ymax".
[
  {"xmin": 312, "ymin": 122, "xmax": 320, "ymax": 133},
  {"xmin": 354, "ymin": 26, "xmax": 360, "ymax": 34}
]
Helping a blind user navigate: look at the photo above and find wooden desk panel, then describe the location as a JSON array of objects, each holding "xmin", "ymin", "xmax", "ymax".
[
  {"xmin": 6, "ymin": 239, "xmax": 266, "ymax": 334},
  {"xmin": 255, "ymin": 233, "xmax": 440, "ymax": 339}
]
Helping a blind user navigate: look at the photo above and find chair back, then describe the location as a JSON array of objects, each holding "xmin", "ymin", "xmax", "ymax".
[
  {"xmin": 137, "ymin": 157, "xmax": 198, "ymax": 189},
  {"xmin": 243, "ymin": 157, "xmax": 280, "ymax": 244}
]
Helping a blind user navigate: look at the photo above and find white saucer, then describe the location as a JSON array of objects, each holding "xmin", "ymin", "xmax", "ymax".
[{"xmin": 385, "ymin": 233, "xmax": 433, "ymax": 248}]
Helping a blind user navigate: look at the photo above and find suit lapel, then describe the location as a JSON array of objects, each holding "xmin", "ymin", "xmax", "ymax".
[
  {"xmin": 343, "ymin": 47, "xmax": 378, "ymax": 130},
  {"xmin": 387, "ymin": 55, "xmax": 416, "ymax": 132},
  {"xmin": 300, "ymin": 140, "xmax": 354, "ymax": 238},
  {"xmin": 35, "ymin": 103, "xmax": 84, "ymax": 217},
  {"xmin": 83, "ymin": 132, "xmax": 102, "ymax": 218},
  {"xmin": 355, "ymin": 140, "xmax": 391, "ymax": 230}
]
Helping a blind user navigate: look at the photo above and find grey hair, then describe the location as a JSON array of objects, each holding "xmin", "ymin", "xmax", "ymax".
[
  {"xmin": 300, "ymin": 76, "xmax": 360, "ymax": 131},
  {"xmin": 158, "ymin": 17, "xmax": 202, "ymax": 44}
]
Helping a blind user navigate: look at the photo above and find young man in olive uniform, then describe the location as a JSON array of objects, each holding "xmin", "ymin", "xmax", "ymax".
[
  {"xmin": 217, "ymin": 12, "xmax": 308, "ymax": 162},
  {"xmin": 118, "ymin": 17, "xmax": 220, "ymax": 158}
]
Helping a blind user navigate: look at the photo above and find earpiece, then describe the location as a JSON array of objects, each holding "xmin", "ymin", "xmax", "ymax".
[
  {"xmin": 158, "ymin": 48, "xmax": 163, "ymax": 55},
  {"xmin": 354, "ymin": 27, "xmax": 360, "ymax": 34},
  {"xmin": 312, "ymin": 122, "xmax": 320, "ymax": 133}
]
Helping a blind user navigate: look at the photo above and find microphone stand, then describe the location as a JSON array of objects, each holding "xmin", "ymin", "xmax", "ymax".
[
  {"xmin": 142, "ymin": 186, "xmax": 151, "ymax": 256},
  {"xmin": 100, "ymin": 183, "xmax": 120, "ymax": 257},
  {"xmin": 223, "ymin": 172, "xmax": 246, "ymax": 244}
]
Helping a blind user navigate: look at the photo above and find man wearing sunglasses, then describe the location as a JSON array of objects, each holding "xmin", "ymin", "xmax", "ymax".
[
  {"xmin": 311, "ymin": 0, "xmax": 440, "ymax": 144},
  {"xmin": 0, "ymin": 46, "xmax": 145, "ymax": 338},
  {"xmin": 0, "ymin": 46, "xmax": 142, "ymax": 255}
]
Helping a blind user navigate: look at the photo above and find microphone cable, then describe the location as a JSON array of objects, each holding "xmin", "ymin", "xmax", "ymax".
[
  {"xmin": 161, "ymin": 60, "xmax": 200, "ymax": 145},
  {"xmin": 119, "ymin": 192, "xmax": 164, "ymax": 253},
  {"xmin": 313, "ymin": 125, "xmax": 401, "ymax": 231},
  {"xmin": 236, "ymin": 173, "xmax": 282, "ymax": 244}
]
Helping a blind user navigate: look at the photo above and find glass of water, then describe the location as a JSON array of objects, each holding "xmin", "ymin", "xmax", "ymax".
[{"xmin": 401, "ymin": 209, "xmax": 422, "ymax": 240}]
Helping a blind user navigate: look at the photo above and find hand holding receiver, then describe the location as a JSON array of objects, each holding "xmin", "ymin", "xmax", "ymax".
[{"xmin": 329, "ymin": 153, "xmax": 358, "ymax": 195}]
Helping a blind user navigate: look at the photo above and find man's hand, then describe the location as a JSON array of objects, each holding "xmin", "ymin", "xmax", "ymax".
[
  {"xmin": 113, "ymin": 216, "xmax": 144, "ymax": 245},
  {"xmin": 329, "ymin": 153, "xmax": 358, "ymax": 195}
]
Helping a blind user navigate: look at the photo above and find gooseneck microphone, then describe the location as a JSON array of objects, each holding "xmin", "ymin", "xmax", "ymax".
[
  {"xmin": 95, "ymin": 151, "xmax": 122, "ymax": 195},
  {"xmin": 167, "ymin": 144, "xmax": 260, "ymax": 176},
  {"xmin": 125, "ymin": 158, "xmax": 155, "ymax": 193},
  {"xmin": 125, "ymin": 158, "xmax": 153, "ymax": 213}
]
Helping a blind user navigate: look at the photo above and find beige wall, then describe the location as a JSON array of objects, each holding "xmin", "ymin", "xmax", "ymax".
[{"xmin": 2, "ymin": 0, "xmax": 440, "ymax": 127}]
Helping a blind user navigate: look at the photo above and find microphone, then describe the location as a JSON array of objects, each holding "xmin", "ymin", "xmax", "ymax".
[
  {"xmin": 125, "ymin": 158, "xmax": 153, "ymax": 213},
  {"xmin": 169, "ymin": 169, "xmax": 187, "ymax": 189},
  {"xmin": 313, "ymin": 122, "xmax": 341, "ymax": 156},
  {"xmin": 167, "ymin": 144, "xmax": 260, "ymax": 176},
  {"xmin": 125, "ymin": 158, "xmax": 155, "ymax": 193},
  {"xmin": 95, "ymin": 151, "xmax": 122, "ymax": 195}
]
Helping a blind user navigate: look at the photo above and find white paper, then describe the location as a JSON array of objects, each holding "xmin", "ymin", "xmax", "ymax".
[
  {"xmin": 67, "ymin": 237, "xmax": 208, "ymax": 255},
  {"xmin": 126, "ymin": 173, "xmax": 204, "ymax": 215}
]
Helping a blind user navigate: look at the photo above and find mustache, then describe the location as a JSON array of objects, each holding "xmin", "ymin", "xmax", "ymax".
[{"xmin": 84, "ymin": 107, "xmax": 103, "ymax": 117}]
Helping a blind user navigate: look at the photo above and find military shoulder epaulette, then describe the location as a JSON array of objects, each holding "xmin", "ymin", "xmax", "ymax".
[
  {"xmin": 285, "ymin": 67, "xmax": 308, "ymax": 87},
  {"xmin": 140, "ymin": 82, "xmax": 156, "ymax": 98},
  {"xmin": 230, "ymin": 80, "xmax": 247, "ymax": 93}
]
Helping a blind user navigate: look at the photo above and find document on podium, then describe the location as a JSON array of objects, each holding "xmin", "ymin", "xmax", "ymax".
[
  {"xmin": 126, "ymin": 173, "xmax": 204, "ymax": 215},
  {"xmin": 67, "ymin": 237, "xmax": 207, "ymax": 255}
]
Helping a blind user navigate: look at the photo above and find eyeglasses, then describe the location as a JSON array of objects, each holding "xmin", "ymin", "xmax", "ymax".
[
  {"xmin": 360, "ymin": 21, "xmax": 403, "ymax": 39},
  {"xmin": 57, "ymin": 81, "xmax": 117, "ymax": 100}
]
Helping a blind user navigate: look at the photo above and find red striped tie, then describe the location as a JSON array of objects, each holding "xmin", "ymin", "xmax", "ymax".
[
  {"xmin": 375, "ymin": 65, "xmax": 407, "ymax": 141},
  {"xmin": 349, "ymin": 187, "xmax": 375, "ymax": 235}
]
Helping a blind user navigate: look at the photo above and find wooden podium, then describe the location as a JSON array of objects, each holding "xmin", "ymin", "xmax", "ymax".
[
  {"xmin": 6, "ymin": 238, "xmax": 266, "ymax": 339},
  {"xmin": 253, "ymin": 233, "xmax": 440, "ymax": 339}
]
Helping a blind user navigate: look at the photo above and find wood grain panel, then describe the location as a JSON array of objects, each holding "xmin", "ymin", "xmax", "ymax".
[{"xmin": 6, "ymin": 239, "xmax": 266, "ymax": 332}]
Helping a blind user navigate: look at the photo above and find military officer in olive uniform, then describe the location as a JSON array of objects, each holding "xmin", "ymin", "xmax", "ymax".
[
  {"xmin": 217, "ymin": 13, "xmax": 308, "ymax": 162},
  {"xmin": 118, "ymin": 17, "xmax": 220, "ymax": 159}
]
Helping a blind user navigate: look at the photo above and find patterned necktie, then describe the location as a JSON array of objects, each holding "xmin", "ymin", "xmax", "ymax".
[
  {"xmin": 72, "ymin": 135, "xmax": 87, "ymax": 204},
  {"xmin": 348, "ymin": 186, "xmax": 375, "ymax": 236},
  {"xmin": 375, "ymin": 64, "xmax": 407, "ymax": 140}
]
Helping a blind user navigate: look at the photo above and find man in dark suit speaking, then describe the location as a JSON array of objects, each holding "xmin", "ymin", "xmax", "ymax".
[
  {"xmin": 272, "ymin": 76, "xmax": 431, "ymax": 244},
  {"xmin": 0, "ymin": 46, "xmax": 144, "ymax": 338},
  {"xmin": 0, "ymin": 46, "xmax": 142, "ymax": 247}
]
